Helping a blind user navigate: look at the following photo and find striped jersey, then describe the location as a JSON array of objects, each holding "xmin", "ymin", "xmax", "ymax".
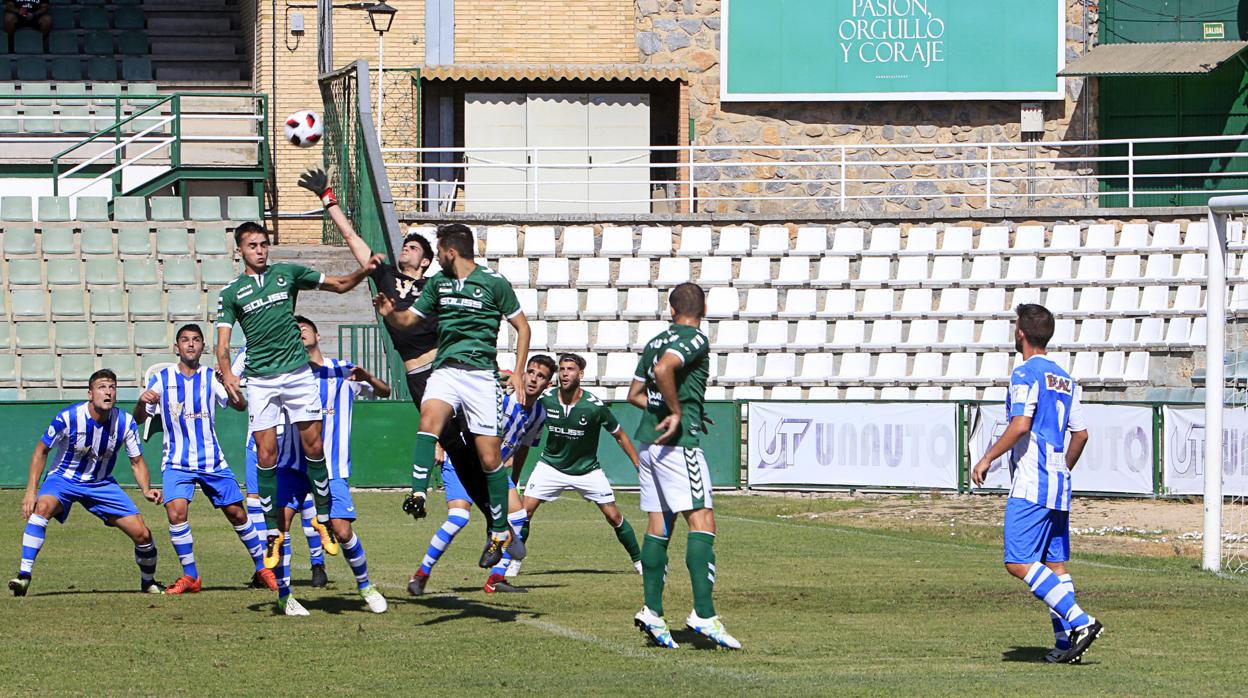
[
  {"xmin": 145, "ymin": 365, "xmax": 230, "ymax": 473},
  {"xmin": 312, "ymin": 358, "xmax": 374, "ymax": 480},
  {"xmin": 40, "ymin": 403, "xmax": 142, "ymax": 483},
  {"xmin": 1005, "ymin": 355, "xmax": 1088, "ymax": 511},
  {"xmin": 445, "ymin": 393, "xmax": 546, "ymax": 473}
]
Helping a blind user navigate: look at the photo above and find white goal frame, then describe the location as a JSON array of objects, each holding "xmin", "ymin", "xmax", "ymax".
[{"xmin": 1205, "ymin": 196, "xmax": 1242, "ymax": 572}]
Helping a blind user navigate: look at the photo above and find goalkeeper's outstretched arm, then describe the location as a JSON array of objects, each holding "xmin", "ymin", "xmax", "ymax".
[{"xmin": 298, "ymin": 167, "xmax": 376, "ymax": 270}]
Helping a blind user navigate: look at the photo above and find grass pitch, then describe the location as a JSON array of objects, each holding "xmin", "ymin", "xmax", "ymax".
[{"xmin": 1, "ymin": 490, "xmax": 1246, "ymax": 696}]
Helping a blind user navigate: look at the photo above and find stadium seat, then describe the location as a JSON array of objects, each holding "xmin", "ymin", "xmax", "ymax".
[
  {"xmin": 84, "ymin": 31, "xmax": 113, "ymax": 55},
  {"xmin": 227, "ymin": 196, "xmax": 261, "ymax": 221},
  {"xmin": 522, "ymin": 226, "xmax": 556, "ymax": 256},
  {"xmin": 36, "ymin": 196, "xmax": 70, "ymax": 223},
  {"xmin": 163, "ymin": 258, "xmax": 198, "ymax": 286},
  {"xmin": 496, "ymin": 257, "xmax": 529, "ymax": 287},
  {"xmin": 542, "ymin": 288, "xmax": 579, "ymax": 320},
  {"xmin": 1049, "ymin": 224, "xmax": 1082, "ymax": 251},
  {"xmin": 124, "ymin": 287, "xmax": 159, "ymax": 318},
  {"xmin": 620, "ymin": 288, "xmax": 657, "ymax": 319},
  {"xmin": 1152, "ymin": 223, "xmax": 1181, "ymax": 248},
  {"xmin": 46, "ymin": 259, "xmax": 80, "ymax": 286},
  {"xmin": 20, "ymin": 354, "xmax": 55, "ymax": 383},
  {"xmin": 551, "ymin": 320, "xmax": 589, "ymax": 351},
  {"xmin": 655, "ymin": 257, "xmax": 690, "ymax": 286},
  {"xmin": 188, "ymin": 197, "xmax": 222, "ymax": 222},
  {"xmin": 792, "ymin": 226, "xmax": 827, "ymax": 256},
  {"xmin": 1085, "ymin": 225, "xmax": 1115, "ymax": 250},
  {"xmin": 193, "ymin": 226, "xmax": 229, "ymax": 256},
  {"xmin": 903, "ymin": 227, "xmax": 938, "ymax": 254},
  {"xmin": 1039, "ymin": 256, "xmax": 1072, "ymax": 285},
  {"xmin": 808, "ymin": 386, "xmax": 839, "ymax": 400},
  {"xmin": 50, "ymin": 288, "xmax": 85, "ymax": 317},
  {"xmin": 729, "ymin": 384, "xmax": 764, "ymax": 401},
  {"xmin": 119, "ymin": 32, "xmax": 148, "ymax": 55},
  {"xmin": 115, "ymin": 7, "xmax": 146, "ymax": 30},
  {"xmin": 638, "ymin": 226, "xmax": 672, "ymax": 256},
  {"xmin": 61, "ymin": 352, "xmax": 97, "ymax": 384},
  {"xmin": 716, "ymin": 226, "xmax": 750, "ymax": 256},
  {"xmin": 757, "ymin": 353, "xmax": 797, "ymax": 384},
  {"xmin": 749, "ymin": 319, "xmax": 788, "ymax": 350},
  {"xmin": 895, "ymin": 256, "xmax": 928, "ymax": 286},
  {"xmin": 14, "ymin": 28, "xmax": 43, "ymax": 54},
  {"xmin": 100, "ymin": 355, "xmax": 137, "ymax": 383},
  {"xmin": 735, "ymin": 257, "xmax": 770, "ymax": 287},
  {"xmin": 712, "ymin": 320, "xmax": 749, "ymax": 351},
  {"xmin": 167, "ymin": 289, "xmax": 203, "ymax": 318},
  {"xmin": 93, "ymin": 322, "xmax": 130, "ymax": 350},
  {"xmin": 85, "ymin": 258, "xmax": 121, "ymax": 285},
  {"xmin": 855, "ymin": 257, "xmax": 892, "ymax": 287},
  {"xmin": 561, "ymin": 226, "xmax": 595, "ymax": 256},
  {"xmin": 1075, "ymin": 255, "xmax": 1108, "ymax": 285},
  {"xmin": 774, "ymin": 257, "xmax": 811, "ymax": 286},
  {"xmin": 868, "ymin": 227, "xmax": 901, "ymax": 253},
  {"xmin": 941, "ymin": 227, "xmax": 973, "ymax": 252},
  {"xmin": 2, "ymin": 196, "xmax": 32, "ymax": 222},
  {"xmin": 677, "ymin": 227, "xmax": 712, "ymax": 256},
  {"xmin": 76, "ymin": 197, "xmax": 109, "ymax": 222},
  {"xmin": 836, "ymin": 353, "xmax": 871, "ymax": 381},
  {"xmin": 616, "ymin": 258, "xmax": 650, "ymax": 287},
  {"xmin": 15, "ymin": 322, "xmax": 51, "ymax": 350},
  {"xmin": 771, "ymin": 386, "xmax": 804, "ymax": 400},
  {"xmin": 790, "ymin": 320, "xmax": 828, "ymax": 350},
  {"xmin": 902, "ymin": 319, "xmax": 939, "ymax": 349},
  {"xmin": 574, "ymin": 258, "xmax": 610, "ymax": 287},
  {"xmin": 123, "ymin": 258, "xmax": 158, "ymax": 286},
  {"xmin": 864, "ymin": 320, "xmax": 904, "ymax": 350},
  {"xmin": 514, "ymin": 289, "xmax": 538, "ymax": 316},
  {"xmin": 696, "ymin": 257, "xmax": 732, "ymax": 286},
  {"xmin": 600, "ymin": 352, "xmax": 639, "ymax": 385},
  {"xmin": 2, "ymin": 227, "xmax": 36, "ymax": 257},
  {"xmin": 201, "ymin": 259, "xmax": 236, "ymax": 287},
  {"xmin": 49, "ymin": 31, "xmax": 79, "ymax": 55},
  {"xmin": 813, "ymin": 257, "xmax": 850, "ymax": 286},
  {"xmin": 705, "ymin": 287, "xmax": 739, "ymax": 318},
  {"xmin": 87, "ymin": 57, "xmax": 118, "ymax": 81},
  {"xmin": 155, "ymin": 227, "xmax": 190, "ymax": 255},
  {"xmin": 80, "ymin": 228, "xmax": 116, "ymax": 255},
  {"xmin": 593, "ymin": 321, "xmax": 630, "ymax": 351},
  {"xmin": 484, "ymin": 226, "xmax": 518, "ymax": 256},
  {"xmin": 600, "ymin": 226, "xmax": 634, "ymax": 256},
  {"xmin": 113, "ymin": 196, "xmax": 147, "ymax": 222},
  {"xmin": 41, "ymin": 228, "xmax": 74, "ymax": 256},
  {"xmin": 976, "ymin": 226, "xmax": 1009, "ymax": 252},
  {"xmin": 527, "ymin": 320, "xmax": 549, "ymax": 350},
  {"xmin": 14, "ymin": 58, "xmax": 47, "ymax": 81},
  {"xmin": 718, "ymin": 353, "xmax": 758, "ymax": 385},
  {"xmin": 151, "ymin": 197, "xmax": 184, "ymax": 222},
  {"xmin": 752, "ymin": 226, "xmax": 789, "ymax": 257},
  {"xmin": 1013, "ymin": 226, "xmax": 1045, "ymax": 251},
  {"xmin": 133, "ymin": 321, "xmax": 169, "ymax": 350},
  {"xmin": 1118, "ymin": 224, "xmax": 1148, "ymax": 250},
  {"xmin": 831, "ymin": 227, "xmax": 865, "ymax": 254},
  {"xmin": 778, "ymin": 289, "xmax": 816, "ymax": 318},
  {"xmin": 1002, "ymin": 255, "xmax": 1037, "ymax": 283},
  {"xmin": 867, "ymin": 353, "xmax": 906, "ymax": 384}
]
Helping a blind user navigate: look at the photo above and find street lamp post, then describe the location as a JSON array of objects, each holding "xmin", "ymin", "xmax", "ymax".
[{"xmin": 366, "ymin": 1, "xmax": 397, "ymax": 137}]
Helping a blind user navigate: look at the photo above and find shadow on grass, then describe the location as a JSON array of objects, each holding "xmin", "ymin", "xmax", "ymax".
[
  {"xmin": 523, "ymin": 568, "xmax": 632, "ymax": 576},
  {"xmin": 1001, "ymin": 646, "xmax": 1050, "ymax": 663},
  {"xmin": 445, "ymin": 583, "xmax": 567, "ymax": 593},
  {"xmin": 668, "ymin": 628, "xmax": 739, "ymax": 651},
  {"xmin": 31, "ymin": 584, "xmax": 246, "ymax": 597},
  {"xmin": 399, "ymin": 592, "xmax": 546, "ymax": 626}
]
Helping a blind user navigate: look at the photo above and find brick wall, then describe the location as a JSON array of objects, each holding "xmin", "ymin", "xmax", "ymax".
[{"xmin": 456, "ymin": 0, "xmax": 636, "ymax": 63}]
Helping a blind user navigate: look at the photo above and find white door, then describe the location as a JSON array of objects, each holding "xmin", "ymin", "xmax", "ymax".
[
  {"xmin": 527, "ymin": 93, "xmax": 590, "ymax": 214},
  {"xmin": 463, "ymin": 92, "xmax": 528, "ymax": 214},
  {"xmin": 588, "ymin": 94, "xmax": 651, "ymax": 214}
]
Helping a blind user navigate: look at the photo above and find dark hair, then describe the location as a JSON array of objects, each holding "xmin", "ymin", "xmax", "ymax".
[
  {"xmin": 175, "ymin": 323, "xmax": 203, "ymax": 342},
  {"xmin": 558, "ymin": 353, "xmax": 587, "ymax": 371},
  {"xmin": 527, "ymin": 354, "xmax": 557, "ymax": 378},
  {"xmin": 403, "ymin": 231, "xmax": 434, "ymax": 262},
  {"xmin": 233, "ymin": 221, "xmax": 269, "ymax": 246},
  {"xmin": 436, "ymin": 223, "xmax": 475, "ymax": 259},
  {"xmin": 1015, "ymin": 303, "xmax": 1055, "ymax": 349},
  {"xmin": 88, "ymin": 368, "xmax": 117, "ymax": 388},
  {"xmin": 669, "ymin": 283, "xmax": 706, "ymax": 319},
  {"xmin": 295, "ymin": 315, "xmax": 318, "ymax": 334}
]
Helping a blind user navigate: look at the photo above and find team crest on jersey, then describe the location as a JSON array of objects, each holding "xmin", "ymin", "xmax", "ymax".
[
  {"xmin": 473, "ymin": 287, "xmax": 483, "ymax": 298},
  {"xmin": 1044, "ymin": 373, "xmax": 1073, "ymax": 395},
  {"xmin": 276, "ymin": 275, "xmax": 288, "ymax": 287},
  {"xmin": 578, "ymin": 416, "xmax": 588, "ymax": 425}
]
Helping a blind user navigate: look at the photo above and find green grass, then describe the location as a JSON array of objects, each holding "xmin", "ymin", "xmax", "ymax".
[{"xmin": 2, "ymin": 490, "xmax": 1246, "ymax": 696}]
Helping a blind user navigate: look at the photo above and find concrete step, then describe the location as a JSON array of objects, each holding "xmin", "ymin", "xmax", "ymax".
[
  {"xmin": 181, "ymin": 142, "xmax": 260, "ymax": 166},
  {"xmin": 155, "ymin": 64, "xmax": 244, "ymax": 81},
  {"xmin": 147, "ymin": 16, "xmax": 233, "ymax": 33},
  {"xmin": 150, "ymin": 40, "xmax": 239, "ymax": 57}
]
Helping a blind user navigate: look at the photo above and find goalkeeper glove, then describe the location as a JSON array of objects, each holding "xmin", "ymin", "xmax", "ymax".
[{"xmin": 298, "ymin": 167, "xmax": 337, "ymax": 208}]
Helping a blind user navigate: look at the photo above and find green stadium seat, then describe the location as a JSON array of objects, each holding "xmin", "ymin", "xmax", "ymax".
[
  {"xmin": 7, "ymin": 259, "xmax": 41, "ymax": 285},
  {"xmin": 41, "ymin": 227, "xmax": 74, "ymax": 255},
  {"xmin": 15, "ymin": 322, "xmax": 51, "ymax": 349},
  {"xmin": 113, "ymin": 196, "xmax": 146, "ymax": 222},
  {"xmin": 151, "ymin": 197, "xmax": 183, "ymax": 222},
  {"xmin": 24, "ymin": 388, "xmax": 60, "ymax": 399},
  {"xmin": 117, "ymin": 227, "xmax": 151, "ymax": 255},
  {"xmin": 75, "ymin": 197, "xmax": 109, "ymax": 222},
  {"xmin": 62, "ymin": 354, "xmax": 98, "ymax": 384},
  {"xmin": 21, "ymin": 82, "xmax": 51, "ymax": 102},
  {"xmin": 78, "ymin": 6, "xmax": 109, "ymax": 29},
  {"xmin": 15, "ymin": 58, "xmax": 47, "ymax": 81},
  {"xmin": 20, "ymin": 354, "xmax": 55, "ymax": 383},
  {"xmin": 0, "ymin": 355, "xmax": 14, "ymax": 383},
  {"xmin": 50, "ymin": 58, "xmax": 84, "ymax": 82},
  {"xmin": 200, "ymin": 258, "xmax": 237, "ymax": 286},
  {"xmin": 124, "ymin": 80, "xmax": 158, "ymax": 98},
  {"xmin": 115, "ymin": 7, "xmax": 144, "ymax": 30},
  {"xmin": 49, "ymin": 5, "xmax": 75, "ymax": 29},
  {"xmin": 3, "ymin": 227, "xmax": 37, "ymax": 255},
  {"xmin": 55, "ymin": 82, "xmax": 88, "ymax": 106},
  {"xmin": 207, "ymin": 289, "xmax": 222, "ymax": 317},
  {"xmin": 0, "ymin": 321, "xmax": 9, "ymax": 350},
  {"xmin": 87, "ymin": 57, "xmax": 118, "ymax": 82},
  {"xmin": 80, "ymin": 227, "xmax": 115, "ymax": 255},
  {"xmin": 49, "ymin": 31, "xmax": 77, "ymax": 55},
  {"xmin": 193, "ymin": 225, "xmax": 229, "ymax": 255},
  {"xmin": 46, "ymin": 258, "xmax": 80, "ymax": 285},
  {"xmin": 0, "ymin": 60, "xmax": 9, "ymax": 82},
  {"xmin": 163, "ymin": 258, "xmax": 197, "ymax": 285},
  {"xmin": 127, "ymin": 287, "xmax": 161, "ymax": 317},
  {"xmin": 50, "ymin": 288, "xmax": 85, "ymax": 317},
  {"xmin": 122, "ymin": 258, "xmax": 157, "ymax": 285},
  {"xmin": 120, "ymin": 57, "xmax": 152, "ymax": 82},
  {"xmin": 133, "ymin": 321, "xmax": 168, "ymax": 349},
  {"xmin": 90, "ymin": 287, "xmax": 125, "ymax": 317},
  {"xmin": 168, "ymin": 289, "xmax": 202, "ymax": 318},
  {"xmin": 0, "ymin": 83, "xmax": 16, "ymax": 106},
  {"xmin": 93, "ymin": 321, "xmax": 129, "ymax": 350},
  {"xmin": 57, "ymin": 106, "xmax": 89, "ymax": 133},
  {"xmin": 79, "ymin": 0, "xmax": 106, "ymax": 6},
  {"xmin": 118, "ymin": 32, "xmax": 147, "ymax": 55},
  {"xmin": 2, "ymin": 196, "xmax": 32, "ymax": 221},
  {"xmin": 85, "ymin": 258, "xmax": 121, "ymax": 285},
  {"xmin": 14, "ymin": 29, "xmax": 44, "ymax": 54},
  {"xmin": 37, "ymin": 197, "xmax": 70, "ymax": 223},
  {"xmin": 84, "ymin": 31, "xmax": 113, "ymax": 55},
  {"xmin": 0, "ymin": 106, "xmax": 16, "ymax": 131},
  {"xmin": 138, "ymin": 353, "xmax": 167, "ymax": 378},
  {"xmin": 12, "ymin": 289, "xmax": 46, "ymax": 317},
  {"xmin": 227, "ymin": 196, "xmax": 262, "ymax": 221},
  {"xmin": 155, "ymin": 227, "xmax": 189, "ymax": 255},
  {"xmin": 189, "ymin": 197, "xmax": 221, "ymax": 222},
  {"xmin": 22, "ymin": 106, "xmax": 55, "ymax": 134},
  {"xmin": 55, "ymin": 321, "xmax": 90, "ymax": 350}
]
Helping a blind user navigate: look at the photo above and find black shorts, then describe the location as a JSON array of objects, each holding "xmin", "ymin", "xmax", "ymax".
[
  {"xmin": 439, "ymin": 410, "xmax": 498, "ymax": 526},
  {"xmin": 406, "ymin": 368, "xmax": 431, "ymax": 408}
]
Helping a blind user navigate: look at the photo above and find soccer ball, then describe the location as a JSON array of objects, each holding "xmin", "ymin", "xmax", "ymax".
[{"xmin": 284, "ymin": 110, "xmax": 323, "ymax": 147}]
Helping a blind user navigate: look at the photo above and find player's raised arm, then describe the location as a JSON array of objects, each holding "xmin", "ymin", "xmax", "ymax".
[
  {"xmin": 319, "ymin": 257, "xmax": 382, "ymax": 294},
  {"xmin": 20, "ymin": 442, "xmax": 51, "ymax": 519},
  {"xmin": 297, "ymin": 167, "xmax": 378, "ymax": 271}
]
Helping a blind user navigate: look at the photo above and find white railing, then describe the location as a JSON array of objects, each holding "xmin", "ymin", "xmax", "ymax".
[{"xmin": 382, "ymin": 133, "xmax": 1248, "ymax": 214}]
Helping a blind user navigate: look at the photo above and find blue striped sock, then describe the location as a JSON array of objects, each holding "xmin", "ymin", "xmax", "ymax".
[
  {"xmin": 134, "ymin": 542, "xmax": 158, "ymax": 585},
  {"xmin": 343, "ymin": 534, "xmax": 369, "ymax": 589},
  {"xmin": 19, "ymin": 514, "xmax": 48, "ymax": 576},
  {"xmin": 1050, "ymin": 574, "xmax": 1074, "ymax": 649},
  {"xmin": 300, "ymin": 495, "xmax": 324, "ymax": 565},
  {"xmin": 246, "ymin": 497, "xmax": 268, "ymax": 540},
  {"xmin": 491, "ymin": 510, "xmax": 529, "ymax": 577},
  {"xmin": 1026, "ymin": 563, "xmax": 1090, "ymax": 630},
  {"xmin": 168, "ymin": 522, "xmax": 198, "ymax": 579},
  {"xmin": 233, "ymin": 520, "xmax": 265, "ymax": 572},
  {"xmin": 278, "ymin": 533, "xmax": 292, "ymax": 600},
  {"xmin": 420, "ymin": 508, "xmax": 470, "ymax": 576}
]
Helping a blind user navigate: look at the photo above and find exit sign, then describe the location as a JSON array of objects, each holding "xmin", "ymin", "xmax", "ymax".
[{"xmin": 1204, "ymin": 22, "xmax": 1226, "ymax": 40}]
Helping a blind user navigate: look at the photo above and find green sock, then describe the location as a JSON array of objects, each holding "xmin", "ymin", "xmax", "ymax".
[
  {"xmin": 641, "ymin": 533, "xmax": 670, "ymax": 616},
  {"xmin": 484, "ymin": 466, "xmax": 511, "ymax": 534},
  {"xmin": 614, "ymin": 518, "xmax": 641, "ymax": 563},
  {"xmin": 686, "ymin": 531, "xmax": 717, "ymax": 618},
  {"xmin": 304, "ymin": 456, "xmax": 331, "ymax": 521},
  {"xmin": 520, "ymin": 520, "xmax": 531, "ymax": 543},
  {"xmin": 256, "ymin": 466, "xmax": 279, "ymax": 530},
  {"xmin": 411, "ymin": 432, "xmax": 437, "ymax": 494}
]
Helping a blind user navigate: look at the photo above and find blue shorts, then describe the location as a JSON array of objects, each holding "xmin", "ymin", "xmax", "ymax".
[
  {"xmin": 1003, "ymin": 497, "xmax": 1070, "ymax": 564},
  {"xmin": 163, "ymin": 467, "xmax": 245, "ymax": 509},
  {"xmin": 38, "ymin": 476, "xmax": 140, "ymax": 524},
  {"xmin": 441, "ymin": 458, "xmax": 515, "ymax": 504},
  {"xmin": 245, "ymin": 449, "xmax": 258, "ymax": 494},
  {"xmin": 276, "ymin": 469, "xmax": 356, "ymax": 521}
]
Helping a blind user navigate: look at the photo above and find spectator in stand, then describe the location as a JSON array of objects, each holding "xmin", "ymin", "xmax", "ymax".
[{"xmin": 4, "ymin": 0, "xmax": 51, "ymax": 52}]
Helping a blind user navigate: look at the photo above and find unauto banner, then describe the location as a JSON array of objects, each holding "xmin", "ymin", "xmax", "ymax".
[
  {"xmin": 723, "ymin": 0, "xmax": 1065, "ymax": 101},
  {"xmin": 747, "ymin": 402, "xmax": 958, "ymax": 488},
  {"xmin": 1163, "ymin": 406, "xmax": 1248, "ymax": 497}
]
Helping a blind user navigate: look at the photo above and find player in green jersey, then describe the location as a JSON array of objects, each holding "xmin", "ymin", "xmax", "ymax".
[
  {"xmin": 215, "ymin": 221, "xmax": 379, "ymax": 613},
  {"xmin": 373, "ymin": 224, "xmax": 532, "ymax": 569},
  {"xmin": 627, "ymin": 283, "xmax": 740, "ymax": 650},
  {"xmin": 522, "ymin": 353, "xmax": 643, "ymax": 574}
]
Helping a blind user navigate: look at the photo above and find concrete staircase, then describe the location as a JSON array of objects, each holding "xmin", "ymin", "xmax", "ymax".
[
  {"xmin": 144, "ymin": 0, "xmax": 249, "ymax": 83},
  {"xmin": 269, "ymin": 244, "xmax": 378, "ymax": 356}
]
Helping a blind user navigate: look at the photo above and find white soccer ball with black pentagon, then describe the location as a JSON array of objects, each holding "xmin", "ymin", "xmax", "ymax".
[{"xmin": 284, "ymin": 109, "xmax": 323, "ymax": 147}]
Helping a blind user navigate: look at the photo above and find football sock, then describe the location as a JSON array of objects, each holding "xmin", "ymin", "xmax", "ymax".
[
  {"xmin": 19, "ymin": 514, "xmax": 48, "ymax": 576},
  {"xmin": 484, "ymin": 465, "xmax": 511, "ymax": 534},
  {"xmin": 491, "ymin": 510, "xmax": 530, "ymax": 577},
  {"xmin": 256, "ymin": 466, "xmax": 278, "ymax": 530},
  {"xmin": 134, "ymin": 542, "xmax": 158, "ymax": 585},
  {"xmin": 343, "ymin": 533, "xmax": 369, "ymax": 589},
  {"xmin": 1050, "ymin": 573, "xmax": 1075, "ymax": 649},
  {"xmin": 233, "ymin": 520, "xmax": 265, "ymax": 572},
  {"xmin": 411, "ymin": 432, "xmax": 437, "ymax": 493},
  {"xmin": 277, "ymin": 533, "xmax": 292, "ymax": 600},
  {"xmin": 304, "ymin": 456, "xmax": 332, "ymax": 522},
  {"xmin": 1025, "ymin": 563, "xmax": 1091, "ymax": 629},
  {"xmin": 420, "ymin": 507, "xmax": 470, "ymax": 576},
  {"xmin": 686, "ymin": 531, "xmax": 717, "ymax": 618},
  {"xmin": 300, "ymin": 496, "xmax": 325, "ymax": 565},
  {"xmin": 614, "ymin": 518, "xmax": 642, "ymax": 563},
  {"xmin": 641, "ymin": 533, "xmax": 670, "ymax": 617},
  {"xmin": 168, "ymin": 522, "xmax": 198, "ymax": 579},
  {"xmin": 246, "ymin": 496, "xmax": 268, "ymax": 540},
  {"xmin": 520, "ymin": 520, "xmax": 531, "ymax": 544}
]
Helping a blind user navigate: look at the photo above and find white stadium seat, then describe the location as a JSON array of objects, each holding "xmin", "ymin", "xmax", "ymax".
[
  {"xmin": 1144, "ymin": 254, "xmax": 1175, "ymax": 281},
  {"xmin": 741, "ymin": 289, "xmax": 779, "ymax": 318},
  {"xmin": 594, "ymin": 321, "xmax": 630, "ymax": 351},
  {"xmin": 656, "ymin": 257, "xmax": 691, "ymax": 287},
  {"xmin": 732, "ymin": 386, "xmax": 766, "ymax": 400},
  {"xmin": 639, "ymin": 226, "xmax": 672, "ymax": 256},
  {"xmin": 716, "ymin": 226, "xmax": 751, "ymax": 256},
  {"xmin": 497, "ymin": 257, "xmax": 530, "ymax": 287},
  {"xmin": 774, "ymin": 257, "xmax": 811, "ymax": 286},
  {"xmin": 706, "ymin": 287, "xmax": 740, "ymax": 318},
  {"xmin": 704, "ymin": 386, "xmax": 728, "ymax": 400},
  {"xmin": 616, "ymin": 258, "xmax": 652, "ymax": 287},
  {"xmin": 791, "ymin": 320, "xmax": 829, "ymax": 350},
  {"xmin": 719, "ymin": 352, "xmax": 758, "ymax": 384},
  {"xmin": 1049, "ymin": 225, "xmax": 1082, "ymax": 251},
  {"xmin": 808, "ymin": 386, "xmax": 840, "ymax": 400},
  {"xmin": 977, "ymin": 226, "xmax": 1009, "ymax": 251},
  {"xmin": 941, "ymin": 320, "xmax": 976, "ymax": 349},
  {"xmin": 757, "ymin": 353, "xmax": 797, "ymax": 384},
  {"xmin": 736, "ymin": 257, "xmax": 772, "ymax": 287},
  {"xmin": 484, "ymin": 226, "xmax": 518, "ymax": 257},
  {"xmin": 575, "ymin": 258, "xmax": 611, "ymax": 287},
  {"xmin": 868, "ymin": 352, "xmax": 907, "ymax": 383},
  {"xmin": 868, "ymin": 227, "xmax": 901, "ymax": 253},
  {"xmin": 813, "ymin": 256, "xmax": 851, "ymax": 286},
  {"xmin": 793, "ymin": 226, "xmax": 828, "ymax": 255},
  {"xmin": 1085, "ymin": 224, "xmax": 1116, "ymax": 250},
  {"xmin": 914, "ymin": 385, "xmax": 944, "ymax": 400},
  {"xmin": 755, "ymin": 226, "xmax": 790, "ymax": 256},
  {"xmin": 967, "ymin": 256, "xmax": 1001, "ymax": 285},
  {"xmin": 770, "ymin": 386, "xmax": 805, "ymax": 400},
  {"xmin": 712, "ymin": 320, "xmax": 750, "ymax": 351},
  {"xmin": 601, "ymin": 352, "xmax": 640, "ymax": 385},
  {"xmin": 527, "ymin": 321, "xmax": 550, "ymax": 350},
  {"xmin": 905, "ymin": 227, "xmax": 938, "ymax": 253},
  {"xmin": 836, "ymin": 352, "xmax": 871, "ymax": 381},
  {"xmin": 779, "ymin": 289, "xmax": 817, "ymax": 318},
  {"xmin": 515, "ymin": 289, "xmax": 539, "ymax": 316},
  {"xmin": 552, "ymin": 320, "xmax": 589, "ymax": 350},
  {"xmin": 901, "ymin": 319, "xmax": 939, "ymax": 349},
  {"xmin": 632, "ymin": 320, "xmax": 669, "ymax": 350},
  {"xmin": 523, "ymin": 226, "xmax": 557, "ymax": 256},
  {"xmin": 844, "ymin": 387, "xmax": 876, "ymax": 400},
  {"xmin": 677, "ymin": 227, "xmax": 713, "ymax": 256},
  {"xmin": 1151, "ymin": 223, "xmax": 1181, "ymax": 248},
  {"xmin": 1075, "ymin": 255, "xmax": 1108, "ymax": 284},
  {"xmin": 562, "ymin": 226, "xmax": 596, "ymax": 256},
  {"xmin": 697, "ymin": 257, "xmax": 734, "ymax": 286},
  {"xmin": 543, "ymin": 289, "xmax": 580, "ymax": 319},
  {"xmin": 831, "ymin": 227, "xmax": 865, "ymax": 254},
  {"xmin": 1039, "ymin": 255, "xmax": 1073, "ymax": 285},
  {"xmin": 854, "ymin": 257, "xmax": 892, "ymax": 287},
  {"xmin": 941, "ymin": 226, "xmax": 973, "ymax": 252},
  {"xmin": 600, "ymin": 226, "xmax": 635, "ymax": 256},
  {"xmin": 864, "ymin": 320, "xmax": 904, "ymax": 350},
  {"xmin": 1003, "ymin": 255, "xmax": 1038, "ymax": 283},
  {"xmin": 937, "ymin": 288, "xmax": 971, "ymax": 315},
  {"xmin": 879, "ymin": 387, "xmax": 912, "ymax": 400},
  {"xmin": 911, "ymin": 353, "xmax": 944, "ymax": 382},
  {"xmin": 830, "ymin": 320, "xmax": 867, "ymax": 349},
  {"xmin": 750, "ymin": 319, "xmax": 789, "ymax": 350},
  {"xmin": 928, "ymin": 256, "xmax": 962, "ymax": 286},
  {"xmin": 536, "ymin": 257, "xmax": 569, "ymax": 287},
  {"xmin": 978, "ymin": 352, "xmax": 1010, "ymax": 383},
  {"xmin": 1118, "ymin": 224, "xmax": 1149, "ymax": 250},
  {"xmin": 798, "ymin": 353, "xmax": 835, "ymax": 384},
  {"xmin": 1109, "ymin": 255, "xmax": 1141, "ymax": 282},
  {"xmin": 894, "ymin": 256, "xmax": 929, "ymax": 286},
  {"xmin": 1013, "ymin": 226, "xmax": 1045, "ymax": 251},
  {"xmin": 621, "ymin": 288, "xmax": 659, "ymax": 319},
  {"xmin": 583, "ymin": 289, "xmax": 620, "ymax": 319}
]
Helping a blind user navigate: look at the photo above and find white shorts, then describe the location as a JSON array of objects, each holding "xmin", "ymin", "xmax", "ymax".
[
  {"xmin": 423, "ymin": 365, "xmax": 501, "ymax": 437},
  {"xmin": 246, "ymin": 364, "xmax": 323, "ymax": 433},
  {"xmin": 639, "ymin": 444, "xmax": 713, "ymax": 513},
  {"xmin": 523, "ymin": 461, "xmax": 616, "ymax": 505}
]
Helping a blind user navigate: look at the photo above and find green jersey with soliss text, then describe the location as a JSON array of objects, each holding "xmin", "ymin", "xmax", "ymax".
[
  {"xmin": 215, "ymin": 262, "xmax": 324, "ymax": 377},
  {"xmin": 411, "ymin": 264, "xmax": 521, "ymax": 371},
  {"xmin": 538, "ymin": 389, "xmax": 621, "ymax": 476}
]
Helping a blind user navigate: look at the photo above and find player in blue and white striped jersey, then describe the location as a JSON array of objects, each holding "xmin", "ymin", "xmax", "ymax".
[
  {"xmin": 408, "ymin": 355, "xmax": 554, "ymax": 596},
  {"xmin": 972, "ymin": 304, "xmax": 1102, "ymax": 664},
  {"xmin": 10, "ymin": 369, "xmax": 165, "ymax": 597},
  {"xmin": 134, "ymin": 323, "xmax": 271, "ymax": 595}
]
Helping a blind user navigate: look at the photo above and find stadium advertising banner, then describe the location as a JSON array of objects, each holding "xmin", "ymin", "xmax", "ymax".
[
  {"xmin": 747, "ymin": 402, "xmax": 959, "ymax": 488},
  {"xmin": 1162, "ymin": 406, "xmax": 1248, "ymax": 497},
  {"xmin": 970, "ymin": 404, "xmax": 1154, "ymax": 495},
  {"xmin": 722, "ymin": 0, "xmax": 1066, "ymax": 101}
]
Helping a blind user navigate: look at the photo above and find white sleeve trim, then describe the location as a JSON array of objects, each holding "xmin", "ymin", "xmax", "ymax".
[
  {"xmin": 315, "ymin": 272, "xmax": 327, "ymax": 288},
  {"xmin": 662, "ymin": 348, "xmax": 687, "ymax": 366},
  {"xmin": 215, "ymin": 322, "xmax": 234, "ymax": 329},
  {"xmin": 506, "ymin": 308, "xmax": 523, "ymax": 320},
  {"xmin": 410, "ymin": 307, "xmax": 426, "ymax": 318}
]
